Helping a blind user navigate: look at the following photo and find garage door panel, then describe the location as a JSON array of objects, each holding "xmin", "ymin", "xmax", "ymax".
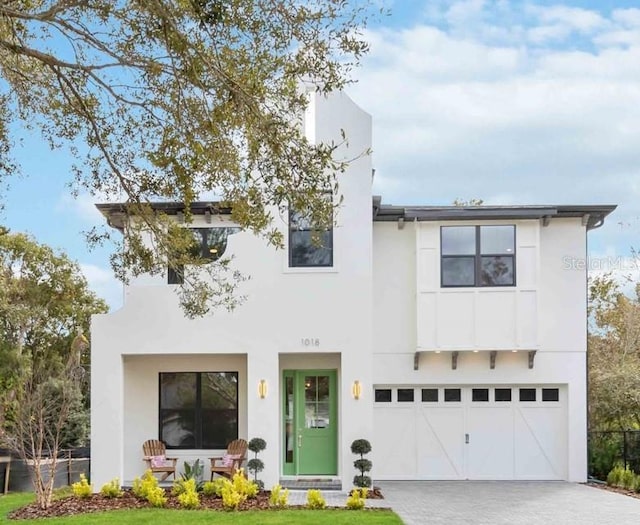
[
  {"xmin": 467, "ymin": 407, "xmax": 514, "ymax": 479},
  {"xmin": 514, "ymin": 407, "xmax": 565, "ymax": 480},
  {"xmin": 374, "ymin": 408, "xmax": 417, "ymax": 478},
  {"xmin": 373, "ymin": 385, "xmax": 567, "ymax": 481},
  {"xmin": 417, "ymin": 407, "xmax": 465, "ymax": 479}
]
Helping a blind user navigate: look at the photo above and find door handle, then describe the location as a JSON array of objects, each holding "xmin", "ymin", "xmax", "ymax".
[
  {"xmin": 298, "ymin": 434, "xmax": 302, "ymax": 448},
  {"xmin": 465, "ymin": 433, "xmax": 469, "ymax": 444}
]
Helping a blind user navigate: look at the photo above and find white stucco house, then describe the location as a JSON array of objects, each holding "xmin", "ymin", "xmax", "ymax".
[{"xmin": 90, "ymin": 90, "xmax": 616, "ymax": 490}]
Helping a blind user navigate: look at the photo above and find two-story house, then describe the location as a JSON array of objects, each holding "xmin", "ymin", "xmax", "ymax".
[{"xmin": 90, "ymin": 91, "xmax": 615, "ymax": 490}]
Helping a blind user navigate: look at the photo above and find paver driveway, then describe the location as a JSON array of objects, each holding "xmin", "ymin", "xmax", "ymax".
[{"xmin": 377, "ymin": 481, "xmax": 640, "ymax": 525}]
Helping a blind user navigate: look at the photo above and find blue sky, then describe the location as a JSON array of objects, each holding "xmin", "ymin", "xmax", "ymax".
[{"xmin": 3, "ymin": 0, "xmax": 640, "ymax": 308}]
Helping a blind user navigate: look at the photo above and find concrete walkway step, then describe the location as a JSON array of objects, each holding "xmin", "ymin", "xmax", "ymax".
[{"xmin": 280, "ymin": 479, "xmax": 342, "ymax": 490}]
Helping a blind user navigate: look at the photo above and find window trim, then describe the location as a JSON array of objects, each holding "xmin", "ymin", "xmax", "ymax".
[
  {"xmin": 440, "ymin": 225, "xmax": 516, "ymax": 288},
  {"xmin": 158, "ymin": 371, "xmax": 239, "ymax": 450},
  {"xmin": 288, "ymin": 199, "xmax": 334, "ymax": 269}
]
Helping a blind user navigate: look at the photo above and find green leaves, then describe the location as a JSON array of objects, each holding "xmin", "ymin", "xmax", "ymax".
[
  {"xmin": 0, "ymin": 230, "xmax": 107, "ymax": 446},
  {"xmin": 589, "ymin": 274, "xmax": 640, "ymax": 430},
  {"xmin": 0, "ymin": 0, "xmax": 374, "ymax": 315}
]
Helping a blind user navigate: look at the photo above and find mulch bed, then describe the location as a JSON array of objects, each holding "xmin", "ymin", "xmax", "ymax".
[
  {"xmin": 8, "ymin": 487, "xmax": 385, "ymax": 520},
  {"xmin": 364, "ymin": 487, "xmax": 384, "ymax": 499},
  {"xmin": 9, "ymin": 491, "xmax": 277, "ymax": 519},
  {"xmin": 586, "ymin": 481, "xmax": 640, "ymax": 500}
]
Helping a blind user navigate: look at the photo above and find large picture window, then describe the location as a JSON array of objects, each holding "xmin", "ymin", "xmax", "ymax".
[
  {"xmin": 159, "ymin": 372, "xmax": 238, "ymax": 449},
  {"xmin": 289, "ymin": 205, "xmax": 333, "ymax": 268},
  {"xmin": 441, "ymin": 225, "xmax": 515, "ymax": 287}
]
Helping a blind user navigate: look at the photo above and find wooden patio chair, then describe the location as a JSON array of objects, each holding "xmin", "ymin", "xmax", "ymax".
[
  {"xmin": 210, "ymin": 439, "xmax": 248, "ymax": 480},
  {"xmin": 142, "ymin": 439, "xmax": 177, "ymax": 481}
]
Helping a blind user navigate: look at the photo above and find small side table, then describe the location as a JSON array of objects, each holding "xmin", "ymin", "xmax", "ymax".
[{"xmin": 0, "ymin": 456, "xmax": 10, "ymax": 494}]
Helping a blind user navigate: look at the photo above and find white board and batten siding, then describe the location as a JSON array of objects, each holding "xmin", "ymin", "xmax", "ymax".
[{"xmin": 373, "ymin": 385, "xmax": 567, "ymax": 480}]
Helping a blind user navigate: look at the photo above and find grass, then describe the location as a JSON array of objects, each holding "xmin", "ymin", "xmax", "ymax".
[{"xmin": 0, "ymin": 493, "xmax": 404, "ymax": 525}]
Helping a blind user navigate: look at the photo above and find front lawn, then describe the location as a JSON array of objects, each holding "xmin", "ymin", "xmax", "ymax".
[{"xmin": 0, "ymin": 493, "xmax": 403, "ymax": 525}]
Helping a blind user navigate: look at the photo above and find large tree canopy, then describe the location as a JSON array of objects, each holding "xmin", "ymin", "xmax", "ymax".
[
  {"xmin": 0, "ymin": 228, "xmax": 108, "ymax": 438},
  {"xmin": 0, "ymin": 0, "xmax": 373, "ymax": 315},
  {"xmin": 588, "ymin": 274, "xmax": 640, "ymax": 430}
]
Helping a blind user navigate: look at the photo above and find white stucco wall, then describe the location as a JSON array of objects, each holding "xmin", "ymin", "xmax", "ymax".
[
  {"xmin": 91, "ymin": 88, "xmax": 594, "ymax": 487},
  {"xmin": 415, "ymin": 220, "xmax": 540, "ymax": 351},
  {"xmin": 372, "ymin": 217, "xmax": 589, "ymax": 481},
  {"xmin": 123, "ymin": 354, "xmax": 248, "ymax": 482},
  {"xmin": 91, "ymin": 91, "xmax": 373, "ymax": 489}
]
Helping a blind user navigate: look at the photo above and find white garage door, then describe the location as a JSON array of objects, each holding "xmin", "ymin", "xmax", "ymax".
[{"xmin": 373, "ymin": 385, "xmax": 567, "ymax": 480}]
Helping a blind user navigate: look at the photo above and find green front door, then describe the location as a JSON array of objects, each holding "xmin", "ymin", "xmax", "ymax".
[{"xmin": 282, "ymin": 370, "xmax": 337, "ymax": 476}]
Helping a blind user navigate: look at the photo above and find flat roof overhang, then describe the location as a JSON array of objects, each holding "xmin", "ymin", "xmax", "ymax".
[{"xmin": 372, "ymin": 198, "xmax": 617, "ymax": 231}]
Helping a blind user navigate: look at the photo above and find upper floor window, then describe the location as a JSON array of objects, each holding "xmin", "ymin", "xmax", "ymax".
[
  {"xmin": 168, "ymin": 227, "xmax": 240, "ymax": 284},
  {"xmin": 289, "ymin": 203, "xmax": 333, "ymax": 268},
  {"xmin": 441, "ymin": 225, "xmax": 515, "ymax": 287}
]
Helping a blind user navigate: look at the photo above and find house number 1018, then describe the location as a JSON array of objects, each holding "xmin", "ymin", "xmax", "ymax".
[{"xmin": 301, "ymin": 338, "xmax": 320, "ymax": 347}]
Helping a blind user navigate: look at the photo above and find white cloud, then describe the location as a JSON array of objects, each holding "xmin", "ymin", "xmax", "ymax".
[
  {"xmin": 527, "ymin": 24, "xmax": 571, "ymax": 44},
  {"xmin": 445, "ymin": 0, "xmax": 487, "ymax": 28},
  {"xmin": 527, "ymin": 5, "xmax": 608, "ymax": 34},
  {"xmin": 80, "ymin": 263, "xmax": 122, "ymax": 311},
  {"xmin": 612, "ymin": 8, "xmax": 640, "ymax": 28},
  {"xmin": 56, "ymin": 191, "xmax": 121, "ymax": 224},
  {"xmin": 349, "ymin": 2, "xmax": 640, "ymax": 277}
]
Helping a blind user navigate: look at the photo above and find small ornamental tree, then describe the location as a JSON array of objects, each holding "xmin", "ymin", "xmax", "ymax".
[
  {"xmin": 247, "ymin": 437, "xmax": 266, "ymax": 490},
  {"xmin": 351, "ymin": 439, "xmax": 372, "ymax": 488}
]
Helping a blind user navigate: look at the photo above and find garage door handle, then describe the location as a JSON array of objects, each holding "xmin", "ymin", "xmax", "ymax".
[{"xmin": 465, "ymin": 433, "xmax": 469, "ymax": 444}]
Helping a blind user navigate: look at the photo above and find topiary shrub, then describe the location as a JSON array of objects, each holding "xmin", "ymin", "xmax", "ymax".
[
  {"xmin": 247, "ymin": 437, "xmax": 266, "ymax": 490},
  {"xmin": 351, "ymin": 438, "xmax": 373, "ymax": 488}
]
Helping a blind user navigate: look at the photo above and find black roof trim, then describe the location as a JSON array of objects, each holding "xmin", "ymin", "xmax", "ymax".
[
  {"xmin": 95, "ymin": 201, "xmax": 231, "ymax": 231},
  {"xmin": 372, "ymin": 198, "xmax": 616, "ymax": 231},
  {"xmin": 96, "ymin": 199, "xmax": 617, "ymax": 232}
]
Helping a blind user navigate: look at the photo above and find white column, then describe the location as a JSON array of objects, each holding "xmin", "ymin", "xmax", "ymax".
[
  {"xmin": 246, "ymin": 353, "xmax": 280, "ymax": 488},
  {"xmin": 90, "ymin": 316, "xmax": 124, "ymax": 491},
  {"xmin": 568, "ymin": 353, "xmax": 587, "ymax": 482}
]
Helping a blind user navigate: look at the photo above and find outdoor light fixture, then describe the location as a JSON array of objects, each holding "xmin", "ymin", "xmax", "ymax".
[
  {"xmin": 352, "ymin": 380, "xmax": 362, "ymax": 400},
  {"xmin": 258, "ymin": 379, "xmax": 268, "ymax": 399}
]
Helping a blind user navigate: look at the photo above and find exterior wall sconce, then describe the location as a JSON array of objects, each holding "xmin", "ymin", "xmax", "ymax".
[
  {"xmin": 258, "ymin": 379, "xmax": 268, "ymax": 399},
  {"xmin": 352, "ymin": 380, "xmax": 362, "ymax": 400}
]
